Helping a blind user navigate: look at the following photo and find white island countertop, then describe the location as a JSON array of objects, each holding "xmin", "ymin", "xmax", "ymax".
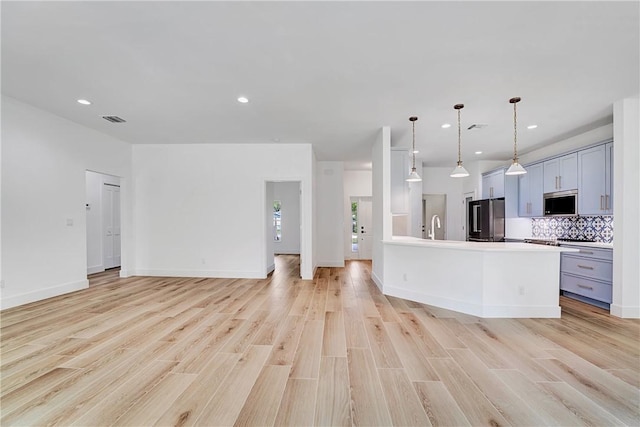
[
  {"xmin": 380, "ymin": 236, "xmax": 578, "ymax": 318},
  {"xmin": 385, "ymin": 236, "xmax": 579, "ymax": 252}
]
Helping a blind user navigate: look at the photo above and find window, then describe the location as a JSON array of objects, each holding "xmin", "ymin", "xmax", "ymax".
[
  {"xmin": 273, "ymin": 200, "xmax": 281, "ymax": 241},
  {"xmin": 351, "ymin": 201, "xmax": 358, "ymax": 252}
]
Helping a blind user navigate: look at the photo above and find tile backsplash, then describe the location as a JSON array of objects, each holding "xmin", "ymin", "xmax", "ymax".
[{"xmin": 531, "ymin": 216, "xmax": 613, "ymax": 243}]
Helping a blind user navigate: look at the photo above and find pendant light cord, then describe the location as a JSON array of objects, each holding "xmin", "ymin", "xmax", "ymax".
[
  {"xmin": 412, "ymin": 120, "xmax": 416, "ymax": 170},
  {"xmin": 513, "ymin": 100, "xmax": 518, "ymax": 161},
  {"xmin": 457, "ymin": 108, "xmax": 462, "ymax": 165}
]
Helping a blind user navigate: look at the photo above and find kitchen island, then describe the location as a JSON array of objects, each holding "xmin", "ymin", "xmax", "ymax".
[{"xmin": 379, "ymin": 236, "xmax": 578, "ymax": 318}]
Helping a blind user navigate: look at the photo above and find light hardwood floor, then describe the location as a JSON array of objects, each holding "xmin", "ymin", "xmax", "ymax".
[{"xmin": 1, "ymin": 255, "xmax": 638, "ymax": 426}]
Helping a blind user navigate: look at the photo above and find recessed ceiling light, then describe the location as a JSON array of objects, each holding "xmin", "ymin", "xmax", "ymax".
[
  {"xmin": 237, "ymin": 96, "xmax": 249, "ymax": 103},
  {"xmin": 77, "ymin": 99, "xmax": 91, "ymax": 105},
  {"xmin": 527, "ymin": 124, "xmax": 538, "ymax": 129},
  {"xmin": 475, "ymin": 151, "xmax": 483, "ymax": 155},
  {"xmin": 441, "ymin": 123, "xmax": 451, "ymax": 129}
]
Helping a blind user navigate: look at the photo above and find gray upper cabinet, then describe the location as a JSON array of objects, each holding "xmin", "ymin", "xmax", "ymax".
[
  {"xmin": 482, "ymin": 169, "xmax": 505, "ymax": 199},
  {"xmin": 543, "ymin": 153, "xmax": 578, "ymax": 193},
  {"xmin": 518, "ymin": 163, "xmax": 543, "ymax": 217},
  {"xmin": 578, "ymin": 143, "xmax": 613, "ymax": 215}
]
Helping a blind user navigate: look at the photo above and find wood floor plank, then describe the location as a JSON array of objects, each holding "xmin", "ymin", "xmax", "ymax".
[
  {"xmin": 266, "ymin": 314, "xmax": 305, "ymax": 366},
  {"xmin": 398, "ymin": 311, "xmax": 449, "ymax": 358},
  {"xmin": 378, "ymin": 368, "xmax": 431, "ymax": 426},
  {"xmin": 289, "ymin": 320, "xmax": 323, "ymax": 379},
  {"xmin": 274, "ymin": 378, "xmax": 318, "ymax": 426},
  {"xmin": 363, "ymin": 316, "xmax": 403, "ymax": 368},
  {"xmin": 535, "ymin": 351, "xmax": 640, "ymax": 425},
  {"xmin": 347, "ymin": 347, "xmax": 393, "ymax": 426},
  {"xmin": 234, "ymin": 364, "xmax": 290, "ymax": 426},
  {"xmin": 113, "ymin": 372, "xmax": 196, "ymax": 426},
  {"xmin": 413, "ymin": 381, "xmax": 470, "ymax": 427},
  {"xmin": 540, "ymin": 381, "xmax": 627, "ymax": 426},
  {"xmin": 343, "ymin": 305, "xmax": 369, "ymax": 349},
  {"xmin": 321, "ymin": 311, "xmax": 347, "ymax": 357},
  {"xmin": 195, "ymin": 345, "xmax": 272, "ymax": 426},
  {"xmin": 384, "ymin": 322, "xmax": 439, "ymax": 381},
  {"xmin": 429, "ymin": 358, "xmax": 510, "ymax": 427},
  {"xmin": 153, "ymin": 352, "xmax": 240, "ymax": 427},
  {"xmin": 448, "ymin": 348, "xmax": 546, "ymax": 426},
  {"xmin": 314, "ymin": 357, "xmax": 351, "ymax": 426},
  {"xmin": 493, "ymin": 369, "xmax": 590, "ymax": 426}
]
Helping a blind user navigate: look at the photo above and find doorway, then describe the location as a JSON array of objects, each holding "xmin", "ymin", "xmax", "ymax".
[
  {"xmin": 350, "ymin": 196, "xmax": 372, "ymax": 260},
  {"xmin": 422, "ymin": 194, "xmax": 446, "ymax": 240},
  {"xmin": 266, "ymin": 181, "xmax": 302, "ymax": 277},
  {"xmin": 86, "ymin": 171, "xmax": 121, "ymax": 275}
]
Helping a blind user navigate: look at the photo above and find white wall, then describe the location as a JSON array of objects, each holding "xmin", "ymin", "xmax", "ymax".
[
  {"xmin": 272, "ymin": 181, "xmax": 301, "ymax": 255},
  {"xmin": 343, "ymin": 170, "xmax": 372, "ymax": 258},
  {"xmin": 421, "ymin": 167, "xmax": 464, "ymax": 241},
  {"xmin": 1, "ymin": 96, "xmax": 133, "ymax": 309},
  {"xmin": 612, "ymin": 96, "xmax": 639, "ymax": 318},
  {"xmin": 371, "ymin": 127, "xmax": 391, "ymax": 289},
  {"xmin": 315, "ymin": 161, "xmax": 344, "ymax": 267},
  {"xmin": 132, "ymin": 143, "xmax": 314, "ymax": 280}
]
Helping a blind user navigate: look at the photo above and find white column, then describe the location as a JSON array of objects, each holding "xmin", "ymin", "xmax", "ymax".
[{"xmin": 612, "ymin": 96, "xmax": 640, "ymax": 318}]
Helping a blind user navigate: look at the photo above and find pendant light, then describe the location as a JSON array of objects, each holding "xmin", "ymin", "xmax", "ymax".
[
  {"xmin": 505, "ymin": 97, "xmax": 527, "ymax": 175},
  {"xmin": 406, "ymin": 116, "xmax": 422, "ymax": 182},
  {"xmin": 450, "ymin": 104, "xmax": 469, "ymax": 178}
]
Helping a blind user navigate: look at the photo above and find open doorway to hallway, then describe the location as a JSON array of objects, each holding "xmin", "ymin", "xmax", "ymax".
[
  {"xmin": 350, "ymin": 196, "xmax": 372, "ymax": 260},
  {"xmin": 85, "ymin": 170, "xmax": 122, "ymax": 276},
  {"xmin": 266, "ymin": 181, "xmax": 302, "ymax": 277}
]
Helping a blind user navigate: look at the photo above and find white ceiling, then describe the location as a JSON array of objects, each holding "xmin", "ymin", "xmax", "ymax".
[{"xmin": 2, "ymin": 1, "xmax": 638, "ymax": 168}]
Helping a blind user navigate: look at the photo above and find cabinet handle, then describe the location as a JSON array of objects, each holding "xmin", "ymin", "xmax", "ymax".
[
  {"xmin": 559, "ymin": 176, "xmax": 562, "ymax": 189},
  {"xmin": 600, "ymin": 195, "xmax": 604, "ymax": 210},
  {"xmin": 577, "ymin": 264, "xmax": 594, "ymax": 270},
  {"xmin": 555, "ymin": 176, "xmax": 558, "ymax": 189},
  {"xmin": 606, "ymin": 195, "xmax": 610, "ymax": 210},
  {"xmin": 580, "ymin": 250, "xmax": 594, "ymax": 255},
  {"xmin": 577, "ymin": 284, "xmax": 594, "ymax": 291}
]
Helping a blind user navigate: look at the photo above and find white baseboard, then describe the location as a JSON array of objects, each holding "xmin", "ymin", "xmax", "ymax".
[
  {"xmin": 1, "ymin": 279, "xmax": 89, "ymax": 310},
  {"xmin": 266, "ymin": 263, "xmax": 275, "ymax": 275},
  {"xmin": 132, "ymin": 269, "xmax": 266, "ymax": 279},
  {"xmin": 87, "ymin": 265, "xmax": 105, "ymax": 275},
  {"xmin": 384, "ymin": 285, "xmax": 561, "ymax": 318},
  {"xmin": 371, "ymin": 271, "xmax": 383, "ymax": 291},
  {"xmin": 274, "ymin": 251, "xmax": 301, "ymax": 255},
  {"xmin": 610, "ymin": 304, "xmax": 640, "ymax": 318}
]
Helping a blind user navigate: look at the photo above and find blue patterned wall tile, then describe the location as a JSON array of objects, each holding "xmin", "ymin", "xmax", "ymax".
[{"xmin": 531, "ymin": 215, "xmax": 613, "ymax": 243}]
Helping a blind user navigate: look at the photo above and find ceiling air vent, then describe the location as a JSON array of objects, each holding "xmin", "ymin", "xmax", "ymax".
[
  {"xmin": 467, "ymin": 123, "xmax": 488, "ymax": 130},
  {"xmin": 102, "ymin": 115, "xmax": 126, "ymax": 123}
]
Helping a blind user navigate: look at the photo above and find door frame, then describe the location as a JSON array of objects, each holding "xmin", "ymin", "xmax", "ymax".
[
  {"xmin": 85, "ymin": 170, "xmax": 125, "ymax": 276},
  {"xmin": 350, "ymin": 196, "xmax": 373, "ymax": 260},
  {"xmin": 263, "ymin": 179, "xmax": 303, "ymax": 278}
]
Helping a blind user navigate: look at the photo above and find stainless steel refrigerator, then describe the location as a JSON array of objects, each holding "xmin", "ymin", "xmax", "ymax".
[{"xmin": 467, "ymin": 198, "xmax": 505, "ymax": 242}]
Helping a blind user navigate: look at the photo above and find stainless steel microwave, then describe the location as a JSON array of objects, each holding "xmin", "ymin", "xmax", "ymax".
[{"xmin": 544, "ymin": 190, "xmax": 578, "ymax": 216}]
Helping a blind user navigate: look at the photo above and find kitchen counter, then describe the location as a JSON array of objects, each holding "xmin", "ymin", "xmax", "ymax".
[
  {"xmin": 386, "ymin": 236, "xmax": 575, "ymax": 252},
  {"xmin": 379, "ymin": 237, "xmax": 578, "ymax": 318}
]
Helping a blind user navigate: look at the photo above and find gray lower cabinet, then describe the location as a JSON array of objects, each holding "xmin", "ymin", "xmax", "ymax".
[{"xmin": 560, "ymin": 245, "xmax": 612, "ymax": 309}]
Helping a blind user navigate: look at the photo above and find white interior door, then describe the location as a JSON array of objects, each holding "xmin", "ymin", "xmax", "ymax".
[
  {"xmin": 103, "ymin": 183, "xmax": 121, "ymax": 269},
  {"xmin": 358, "ymin": 197, "xmax": 372, "ymax": 260}
]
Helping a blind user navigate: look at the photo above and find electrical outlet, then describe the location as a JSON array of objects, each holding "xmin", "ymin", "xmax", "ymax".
[
  {"xmin": 403, "ymin": 273, "xmax": 407, "ymax": 281},
  {"xmin": 0, "ymin": 279, "xmax": 5, "ymax": 289},
  {"xmin": 201, "ymin": 258, "xmax": 206, "ymax": 265},
  {"xmin": 518, "ymin": 286, "xmax": 525, "ymax": 295}
]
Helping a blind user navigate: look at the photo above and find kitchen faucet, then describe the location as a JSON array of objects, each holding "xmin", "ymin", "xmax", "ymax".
[{"xmin": 428, "ymin": 214, "xmax": 441, "ymax": 240}]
